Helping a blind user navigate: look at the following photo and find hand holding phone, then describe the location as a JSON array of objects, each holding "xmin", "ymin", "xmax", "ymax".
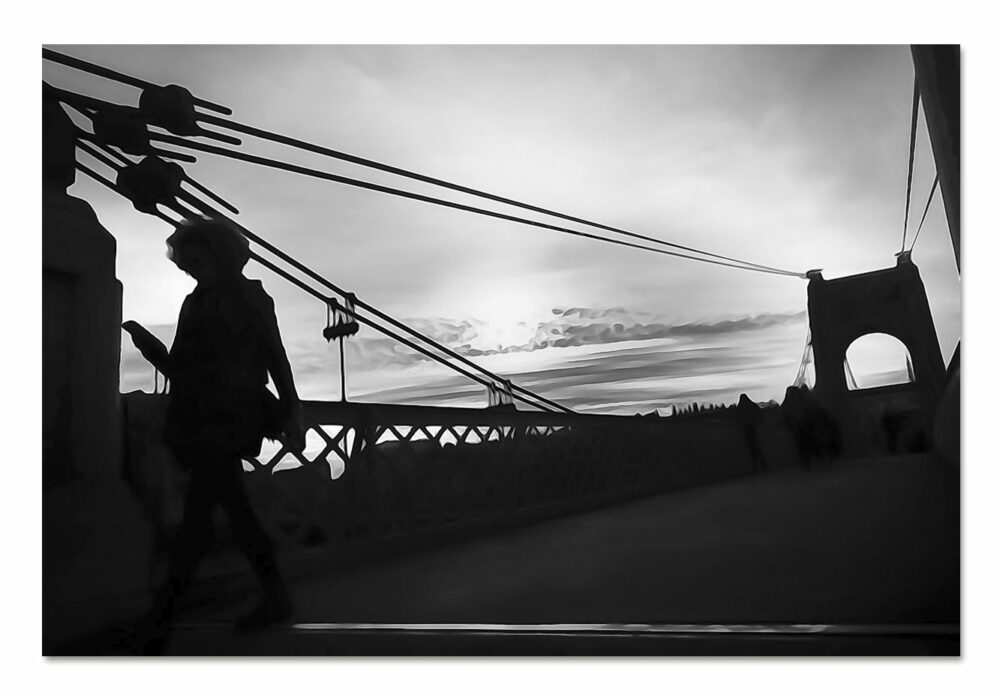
[{"xmin": 123, "ymin": 321, "xmax": 170, "ymax": 375}]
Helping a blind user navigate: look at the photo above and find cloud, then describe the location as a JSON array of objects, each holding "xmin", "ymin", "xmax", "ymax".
[
  {"xmin": 515, "ymin": 307, "xmax": 806, "ymax": 354},
  {"xmin": 293, "ymin": 306, "xmax": 809, "ymax": 412},
  {"xmin": 386, "ymin": 307, "xmax": 806, "ymax": 359},
  {"xmin": 283, "ymin": 306, "xmax": 807, "ymax": 383},
  {"xmin": 351, "ymin": 332, "xmax": 803, "ymax": 414},
  {"xmin": 121, "ymin": 305, "xmax": 808, "ymax": 414}
]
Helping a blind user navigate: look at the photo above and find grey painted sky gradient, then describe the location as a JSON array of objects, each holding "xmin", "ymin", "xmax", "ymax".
[{"xmin": 44, "ymin": 45, "xmax": 961, "ymax": 412}]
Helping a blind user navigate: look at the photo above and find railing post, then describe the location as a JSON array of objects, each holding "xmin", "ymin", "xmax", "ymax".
[{"xmin": 339, "ymin": 336, "xmax": 347, "ymax": 403}]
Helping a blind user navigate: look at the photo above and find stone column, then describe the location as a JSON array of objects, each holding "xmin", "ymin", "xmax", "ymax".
[{"xmin": 43, "ymin": 96, "xmax": 153, "ymax": 650}]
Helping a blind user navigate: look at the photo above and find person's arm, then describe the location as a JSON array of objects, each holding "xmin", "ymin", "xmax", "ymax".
[
  {"xmin": 255, "ymin": 286, "xmax": 305, "ymax": 450},
  {"xmin": 257, "ymin": 292, "xmax": 298, "ymax": 406}
]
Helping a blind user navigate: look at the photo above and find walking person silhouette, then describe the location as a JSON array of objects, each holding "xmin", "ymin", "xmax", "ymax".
[
  {"xmin": 735, "ymin": 393, "xmax": 765, "ymax": 472},
  {"xmin": 124, "ymin": 218, "xmax": 305, "ymax": 652}
]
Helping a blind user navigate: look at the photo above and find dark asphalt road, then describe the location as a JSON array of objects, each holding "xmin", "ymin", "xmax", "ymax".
[{"xmin": 160, "ymin": 453, "xmax": 958, "ymax": 655}]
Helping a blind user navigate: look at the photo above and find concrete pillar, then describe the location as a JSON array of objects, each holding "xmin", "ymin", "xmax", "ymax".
[
  {"xmin": 42, "ymin": 186, "xmax": 123, "ymax": 482},
  {"xmin": 43, "ymin": 96, "xmax": 153, "ymax": 650}
]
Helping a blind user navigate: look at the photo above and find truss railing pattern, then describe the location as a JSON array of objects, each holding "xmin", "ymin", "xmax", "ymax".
[
  {"xmin": 243, "ymin": 401, "xmax": 755, "ymax": 550},
  {"xmin": 122, "ymin": 396, "xmax": 758, "ymax": 555}
]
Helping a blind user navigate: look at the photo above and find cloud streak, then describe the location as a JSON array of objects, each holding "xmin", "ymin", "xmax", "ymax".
[
  {"xmin": 119, "ymin": 305, "xmax": 809, "ymax": 414},
  {"xmin": 323, "ymin": 306, "xmax": 808, "ymax": 412},
  {"xmin": 300, "ymin": 306, "xmax": 807, "ymax": 369},
  {"xmin": 462, "ymin": 307, "xmax": 807, "ymax": 356}
]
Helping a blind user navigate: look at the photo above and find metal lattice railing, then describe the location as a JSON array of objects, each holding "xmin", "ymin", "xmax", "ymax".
[
  {"xmin": 122, "ymin": 395, "xmax": 760, "ymax": 554},
  {"xmin": 236, "ymin": 401, "xmax": 753, "ymax": 549}
]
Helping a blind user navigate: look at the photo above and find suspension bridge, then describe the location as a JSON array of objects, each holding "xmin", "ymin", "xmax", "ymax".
[{"xmin": 41, "ymin": 47, "xmax": 960, "ymax": 655}]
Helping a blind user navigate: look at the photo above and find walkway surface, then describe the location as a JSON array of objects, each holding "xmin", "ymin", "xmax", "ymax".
[{"xmin": 162, "ymin": 453, "xmax": 958, "ymax": 655}]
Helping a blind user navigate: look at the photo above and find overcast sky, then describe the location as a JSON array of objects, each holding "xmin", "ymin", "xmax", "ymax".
[{"xmin": 44, "ymin": 45, "xmax": 961, "ymax": 413}]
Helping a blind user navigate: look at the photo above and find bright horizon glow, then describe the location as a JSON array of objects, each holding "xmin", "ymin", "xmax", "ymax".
[
  {"xmin": 845, "ymin": 333, "xmax": 915, "ymax": 390},
  {"xmin": 463, "ymin": 290, "xmax": 549, "ymax": 351}
]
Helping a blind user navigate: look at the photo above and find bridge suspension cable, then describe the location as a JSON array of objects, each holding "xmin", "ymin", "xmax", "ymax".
[
  {"xmin": 44, "ymin": 50, "xmax": 809, "ymax": 279},
  {"xmin": 43, "ymin": 47, "xmax": 232, "ymax": 115},
  {"xmin": 74, "ymin": 139, "xmax": 570, "ymax": 414},
  {"xmin": 908, "ymin": 174, "xmax": 940, "ymax": 253},
  {"xmin": 900, "ymin": 75, "xmax": 921, "ymax": 253},
  {"xmin": 146, "ymin": 131, "xmax": 807, "ymax": 278},
  {"xmin": 897, "ymin": 73, "xmax": 941, "ymax": 257},
  {"xmin": 55, "ymin": 79, "xmax": 801, "ymax": 279},
  {"xmin": 192, "ymin": 113, "xmax": 803, "ymax": 277}
]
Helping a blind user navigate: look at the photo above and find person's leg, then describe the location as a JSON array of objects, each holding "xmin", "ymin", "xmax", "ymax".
[
  {"xmin": 140, "ymin": 458, "xmax": 219, "ymax": 652},
  {"xmin": 216, "ymin": 457, "xmax": 292, "ymax": 628}
]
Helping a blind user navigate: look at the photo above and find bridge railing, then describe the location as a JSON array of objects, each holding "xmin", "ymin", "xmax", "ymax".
[
  {"xmin": 121, "ymin": 395, "xmax": 762, "ymax": 558},
  {"xmin": 247, "ymin": 400, "xmax": 762, "ymax": 550}
]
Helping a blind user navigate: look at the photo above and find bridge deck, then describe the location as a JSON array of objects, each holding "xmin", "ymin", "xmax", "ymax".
[{"xmin": 166, "ymin": 453, "xmax": 958, "ymax": 655}]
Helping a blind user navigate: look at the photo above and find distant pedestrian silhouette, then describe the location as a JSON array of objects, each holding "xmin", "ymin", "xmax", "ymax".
[
  {"xmin": 124, "ymin": 218, "xmax": 305, "ymax": 651},
  {"xmin": 735, "ymin": 393, "xmax": 765, "ymax": 471},
  {"xmin": 780, "ymin": 385, "xmax": 841, "ymax": 468}
]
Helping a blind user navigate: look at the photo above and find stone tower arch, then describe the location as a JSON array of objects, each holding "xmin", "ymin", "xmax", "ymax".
[
  {"xmin": 805, "ymin": 254, "xmax": 946, "ymax": 453},
  {"xmin": 807, "ymin": 253, "xmax": 945, "ymax": 406}
]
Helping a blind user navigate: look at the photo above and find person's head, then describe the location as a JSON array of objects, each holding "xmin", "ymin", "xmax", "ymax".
[{"xmin": 166, "ymin": 218, "xmax": 250, "ymax": 285}]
